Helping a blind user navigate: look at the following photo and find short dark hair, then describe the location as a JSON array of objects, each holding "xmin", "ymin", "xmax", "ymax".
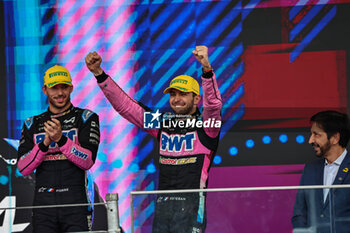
[{"xmin": 310, "ymin": 110, "xmax": 350, "ymax": 147}]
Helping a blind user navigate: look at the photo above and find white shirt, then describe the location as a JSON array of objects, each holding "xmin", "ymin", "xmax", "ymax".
[{"xmin": 323, "ymin": 149, "xmax": 347, "ymax": 202}]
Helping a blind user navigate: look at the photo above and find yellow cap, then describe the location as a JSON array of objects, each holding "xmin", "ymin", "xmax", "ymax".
[
  {"xmin": 44, "ymin": 65, "xmax": 72, "ymax": 88},
  {"xmin": 163, "ymin": 75, "xmax": 200, "ymax": 95}
]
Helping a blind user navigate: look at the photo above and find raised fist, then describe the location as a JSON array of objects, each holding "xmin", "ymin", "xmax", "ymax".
[
  {"xmin": 85, "ymin": 51, "xmax": 104, "ymax": 76},
  {"xmin": 192, "ymin": 45, "xmax": 212, "ymax": 71}
]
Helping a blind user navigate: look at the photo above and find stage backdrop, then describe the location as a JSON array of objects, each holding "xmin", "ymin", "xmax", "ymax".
[{"xmin": 1, "ymin": 0, "xmax": 350, "ymax": 232}]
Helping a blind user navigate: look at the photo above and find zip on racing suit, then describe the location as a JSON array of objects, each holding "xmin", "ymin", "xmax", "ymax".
[
  {"xmin": 17, "ymin": 105, "xmax": 100, "ymax": 233},
  {"xmin": 94, "ymin": 69, "xmax": 222, "ymax": 233}
]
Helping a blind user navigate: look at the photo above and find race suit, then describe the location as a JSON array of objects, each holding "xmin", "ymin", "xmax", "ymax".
[
  {"xmin": 95, "ymin": 70, "xmax": 222, "ymax": 233},
  {"xmin": 17, "ymin": 105, "xmax": 100, "ymax": 233}
]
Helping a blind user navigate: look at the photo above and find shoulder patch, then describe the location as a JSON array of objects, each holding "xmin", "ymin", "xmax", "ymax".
[
  {"xmin": 24, "ymin": 117, "xmax": 34, "ymax": 130},
  {"xmin": 82, "ymin": 109, "xmax": 94, "ymax": 123}
]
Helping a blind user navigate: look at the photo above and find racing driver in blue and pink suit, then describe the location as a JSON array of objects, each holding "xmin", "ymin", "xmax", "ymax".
[
  {"xmin": 17, "ymin": 65, "xmax": 100, "ymax": 232},
  {"xmin": 85, "ymin": 46, "xmax": 222, "ymax": 233}
]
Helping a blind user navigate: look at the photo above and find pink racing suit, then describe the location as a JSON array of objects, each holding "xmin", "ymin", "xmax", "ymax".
[{"xmin": 95, "ymin": 70, "xmax": 222, "ymax": 233}]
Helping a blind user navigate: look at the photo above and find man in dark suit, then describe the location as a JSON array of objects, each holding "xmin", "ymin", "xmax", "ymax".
[{"xmin": 292, "ymin": 110, "xmax": 350, "ymax": 233}]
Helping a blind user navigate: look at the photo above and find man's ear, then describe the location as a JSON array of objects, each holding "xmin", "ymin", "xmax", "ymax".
[
  {"xmin": 194, "ymin": 95, "xmax": 201, "ymax": 105},
  {"xmin": 42, "ymin": 86, "xmax": 47, "ymax": 95},
  {"xmin": 69, "ymin": 85, "xmax": 74, "ymax": 94},
  {"xmin": 330, "ymin": 132, "xmax": 340, "ymax": 145}
]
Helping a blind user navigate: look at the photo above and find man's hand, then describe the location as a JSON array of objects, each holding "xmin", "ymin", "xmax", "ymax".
[
  {"xmin": 43, "ymin": 132, "xmax": 52, "ymax": 147},
  {"xmin": 85, "ymin": 51, "xmax": 104, "ymax": 76},
  {"xmin": 192, "ymin": 45, "xmax": 212, "ymax": 71},
  {"xmin": 44, "ymin": 118, "xmax": 63, "ymax": 143}
]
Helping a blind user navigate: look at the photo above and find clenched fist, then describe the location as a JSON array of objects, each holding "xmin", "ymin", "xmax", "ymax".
[
  {"xmin": 192, "ymin": 45, "xmax": 212, "ymax": 71},
  {"xmin": 85, "ymin": 51, "xmax": 104, "ymax": 76}
]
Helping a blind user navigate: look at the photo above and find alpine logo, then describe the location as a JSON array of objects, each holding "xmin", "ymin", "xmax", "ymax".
[
  {"xmin": 160, "ymin": 132, "xmax": 195, "ymax": 152},
  {"xmin": 63, "ymin": 117, "xmax": 75, "ymax": 124}
]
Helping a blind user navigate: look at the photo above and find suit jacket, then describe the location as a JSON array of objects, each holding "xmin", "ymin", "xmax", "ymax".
[{"xmin": 292, "ymin": 152, "xmax": 350, "ymax": 233}]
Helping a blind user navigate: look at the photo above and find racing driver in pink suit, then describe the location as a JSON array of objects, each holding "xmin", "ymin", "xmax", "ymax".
[{"xmin": 85, "ymin": 46, "xmax": 222, "ymax": 233}]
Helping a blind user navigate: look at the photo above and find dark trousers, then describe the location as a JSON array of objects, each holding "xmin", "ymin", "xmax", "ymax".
[{"xmin": 152, "ymin": 193, "xmax": 206, "ymax": 233}]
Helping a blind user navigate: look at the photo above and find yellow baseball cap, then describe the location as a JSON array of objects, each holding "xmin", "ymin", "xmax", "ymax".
[
  {"xmin": 163, "ymin": 75, "xmax": 200, "ymax": 95},
  {"xmin": 44, "ymin": 65, "xmax": 72, "ymax": 88}
]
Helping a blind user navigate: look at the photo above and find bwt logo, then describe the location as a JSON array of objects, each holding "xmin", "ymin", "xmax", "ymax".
[
  {"xmin": 71, "ymin": 147, "xmax": 88, "ymax": 160},
  {"xmin": 35, "ymin": 129, "xmax": 77, "ymax": 148},
  {"xmin": 160, "ymin": 132, "xmax": 196, "ymax": 152},
  {"xmin": 143, "ymin": 110, "xmax": 162, "ymax": 129}
]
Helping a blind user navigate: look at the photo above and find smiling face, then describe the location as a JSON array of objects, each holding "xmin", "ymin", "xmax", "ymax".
[
  {"xmin": 169, "ymin": 89, "xmax": 200, "ymax": 115},
  {"xmin": 308, "ymin": 122, "xmax": 333, "ymax": 158},
  {"xmin": 42, "ymin": 84, "xmax": 73, "ymax": 114}
]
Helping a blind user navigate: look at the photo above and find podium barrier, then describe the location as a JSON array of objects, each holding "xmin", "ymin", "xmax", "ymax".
[
  {"xmin": 0, "ymin": 193, "xmax": 122, "ymax": 233},
  {"xmin": 130, "ymin": 185, "xmax": 350, "ymax": 233},
  {"xmin": 2, "ymin": 185, "xmax": 350, "ymax": 233}
]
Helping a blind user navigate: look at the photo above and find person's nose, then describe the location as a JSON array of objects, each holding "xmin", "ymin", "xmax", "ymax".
[
  {"xmin": 308, "ymin": 134, "xmax": 314, "ymax": 144},
  {"xmin": 55, "ymin": 89, "xmax": 63, "ymax": 96},
  {"xmin": 173, "ymin": 94, "xmax": 180, "ymax": 102}
]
